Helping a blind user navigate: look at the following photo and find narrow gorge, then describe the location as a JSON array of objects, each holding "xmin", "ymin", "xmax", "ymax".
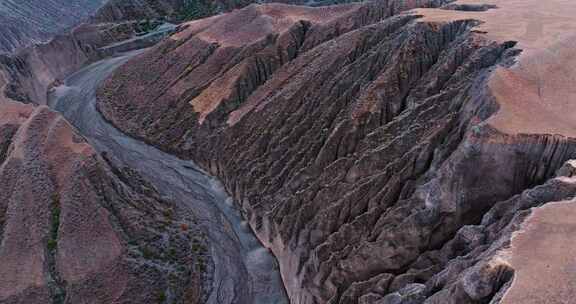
[{"xmin": 1, "ymin": 0, "xmax": 576, "ymax": 304}]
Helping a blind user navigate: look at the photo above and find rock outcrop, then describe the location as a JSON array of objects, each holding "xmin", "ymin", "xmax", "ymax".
[
  {"xmin": 97, "ymin": 0, "xmax": 576, "ymax": 303},
  {"xmin": 0, "ymin": 100, "xmax": 206, "ymax": 303},
  {"xmin": 0, "ymin": 32, "xmax": 96, "ymax": 105}
]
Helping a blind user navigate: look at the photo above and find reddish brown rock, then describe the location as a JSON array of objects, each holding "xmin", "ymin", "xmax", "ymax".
[
  {"xmin": 96, "ymin": 0, "xmax": 576, "ymax": 303},
  {"xmin": 0, "ymin": 101, "xmax": 204, "ymax": 303},
  {"xmin": 94, "ymin": 0, "xmax": 189, "ymax": 22},
  {"xmin": 0, "ymin": 18, "xmax": 173, "ymax": 106}
]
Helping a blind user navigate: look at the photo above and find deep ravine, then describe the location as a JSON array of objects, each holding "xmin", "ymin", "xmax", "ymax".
[{"xmin": 48, "ymin": 50, "xmax": 289, "ymax": 304}]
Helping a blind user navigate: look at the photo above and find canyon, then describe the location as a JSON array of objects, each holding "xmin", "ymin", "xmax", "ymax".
[
  {"xmin": 1, "ymin": 0, "xmax": 576, "ymax": 303},
  {"xmin": 97, "ymin": 0, "xmax": 576, "ymax": 303}
]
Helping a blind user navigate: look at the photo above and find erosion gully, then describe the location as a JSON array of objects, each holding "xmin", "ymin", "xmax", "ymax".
[{"xmin": 48, "ymin": 49, "xmax": 288, "ymax": 304}]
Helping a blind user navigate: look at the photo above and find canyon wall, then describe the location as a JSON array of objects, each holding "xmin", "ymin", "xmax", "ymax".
[
  {"xmin": 0, "ymin": 32, "xmax": 95, "ymax": 105},
  {"xmin": 0, "ymin": 19, "xmax": 176, "ymax": 105},
  {"xmin": 0, "ymin": 4, "xmax": 206, "ymax": 303},
  {"xmin": 97, "ymin": 0, "xmax": 576, "ymax": 303},
  {"xmin": 0, "ymin": 0, "xmax": 189, "ymax": 107},
  {"xmin": 94, "ymin": 0, "xmax": 369, "ymax": 24},
  {"xmin": 0, "ymin": 0, "xmax": 375, "ymax": 106}
]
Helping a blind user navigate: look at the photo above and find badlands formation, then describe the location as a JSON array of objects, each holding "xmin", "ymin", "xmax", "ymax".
[
  {"xmin": 98, "ymin": 0, "xmax": 576, "ymax": 303},
  {"xmin": 0, "ymin": 0, "xmax": 575, "ymax": 303},
  {"xmin": 0, "ymin": 100, "xmax": 206, "ymax": 303}
]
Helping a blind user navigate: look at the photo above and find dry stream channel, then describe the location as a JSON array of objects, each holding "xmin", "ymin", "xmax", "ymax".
[{"xmin": 49, "ymin": 48, "xmax": 288, "ymax": 304}]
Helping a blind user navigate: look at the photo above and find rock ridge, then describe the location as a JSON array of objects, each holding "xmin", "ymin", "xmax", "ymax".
[{"xmin": 92, "ymin": 0, "xmax": 576, "ymax": 303}]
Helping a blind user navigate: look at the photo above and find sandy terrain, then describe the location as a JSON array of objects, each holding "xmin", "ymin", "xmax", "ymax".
[
  {"xmin": 502, "ymin": 198, "xmax": 576, "ymax": 304},
  {"xmin": 415, "ymin": 0, "xmax": 576, "ymax": 136}
]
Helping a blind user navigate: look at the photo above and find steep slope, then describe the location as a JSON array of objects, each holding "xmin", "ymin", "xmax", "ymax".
[
  {"xmin": 94, "ymin": 0, "xmax": 368, "ymax": 23},
  {"xmin": 97, "ymin": 0, "xmax": 449, "ymax": 141},
  {"xmin": 0, "ymin": 101, "xmax": 206, "ymax": 303},
  {"xmin": 0, "ymin": 0, "xmax": 108, "ymax": 54},
  {"xmin": 50, "ymin": 51, "xmax": 288, "ymax": 304},
  {"xmin": 96, "ymin": 0, "xmax": 576, "ymax": 303},
  {"xmin": 0, "ymin": 19, "xmax": 175, "ymax": 106}
]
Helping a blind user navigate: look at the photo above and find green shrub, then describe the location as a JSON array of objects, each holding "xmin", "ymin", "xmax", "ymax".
[
  {"xmin": 167, "ymin": 248, "xmax": 177, "ymax": 260},
  {"xmin": 47, "ymin": 239, "xmax": 57, "ymax": 251},
  {"xmin": 158, "ymin": 291, "xmax": 166, "ymax": 303},
  {"xmin": 197, "ymin": 259, "xmax": 206, "ymax": 272},
  {"xmin": 138, "ymin": 19, "xmax": 158, "ymax": 33},
  {"xmin": 142, "ymin": 247, "xmax": 155, "ymax": 259},
  {"xmin": 47, "ymin": 194, "xmax": 61, "ymax": 251},
  {"xmin": 178, "ymin": 1, "xmax": 217, "ymax": 21}
]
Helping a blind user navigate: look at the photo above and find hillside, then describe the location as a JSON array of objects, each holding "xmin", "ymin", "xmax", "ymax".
[{"xmin": 0, "ymin": 100, "xmax": 206, "ymax": 303}]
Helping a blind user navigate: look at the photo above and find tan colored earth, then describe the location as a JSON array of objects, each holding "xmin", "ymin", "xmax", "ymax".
[
  {"xmin": 176, "ymin": 3, "xmax": 361, "ymax": 124},
  {"xmin": 173, "ymin": 3, "xmax": 360, "ymax": 47},
  {"xmin": 415, "ymin": 0, "xmax": 576, "ymax": 136},
  {"xmin": 417, "ymin": 2, "xmax": 576, "ymax": 302},
  {"xmin": 501, "ymin": 198, "xmax": 576, "ymax": 304}
]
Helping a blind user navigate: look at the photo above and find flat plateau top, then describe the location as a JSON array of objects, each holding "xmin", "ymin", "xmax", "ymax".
[
  {"xmin": 414, "ymin": 0, "xmax": 576, "ymax": 137},
  {"xmin": 502, "ymin": 198, "xmax": 576, "ymax": 304}
]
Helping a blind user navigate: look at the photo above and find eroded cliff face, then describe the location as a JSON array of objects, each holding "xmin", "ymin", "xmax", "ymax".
[
  {"xmin": 96, "ymin": 0, "xmax": 576, "ymax": 303},
  {"xmin": 0, "ymin": 101, "xmax": 206, "ymax": 304},
  {"xmin": 0, "ymin": 0, "xmax": 369, "ymax": 107},
  {"xmin": 0, "ymin": 17, "xmax": 175, "ymax": 106},
  {"xmin": 94, "ymin": 0, "xmax": 190, "ymax": 22},
  {"xmin": 0, "ymin": 34, "xmax": 95, "ymax": 105},
  {"xmin": 93, "ymin": 0, "xmax": 371, "ymax": 24},
  {"xmin": 0, "ymin": 0, "xmax": 108, "ymax": 54}
]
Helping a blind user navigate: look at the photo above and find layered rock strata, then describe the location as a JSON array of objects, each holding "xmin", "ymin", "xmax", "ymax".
[{"xmin": 96, "ymin": 0, "xmax": 576, "ymax": 303}]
